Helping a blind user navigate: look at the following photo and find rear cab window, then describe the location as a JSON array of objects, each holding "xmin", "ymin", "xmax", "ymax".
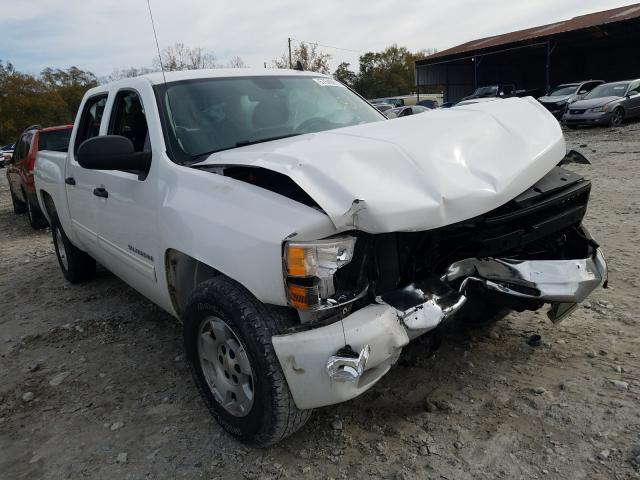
[{"xmin": 39, "ymin": 129, "xmax": 72, "ymax": 152}]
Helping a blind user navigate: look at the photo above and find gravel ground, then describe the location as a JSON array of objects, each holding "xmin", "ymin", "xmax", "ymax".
[{"xmin": 1, "ymin": 122, "xmax": 639, "ymax": 480}]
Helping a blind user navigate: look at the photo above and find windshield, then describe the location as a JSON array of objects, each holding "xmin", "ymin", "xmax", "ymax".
[
  {"xmin": 585, "ymin": 83, "xmax": 629, "ymax": 99},
  {"xmin": 474, "ymin": 86, "xmax": 498, "ymax": 97},
  {"xmin": 159, "ymin": 75, "xmax": 384, "ymax": 163},
  {"xmin": 549, "ymin": 85, "xmax": 577, "ymax": 96}
]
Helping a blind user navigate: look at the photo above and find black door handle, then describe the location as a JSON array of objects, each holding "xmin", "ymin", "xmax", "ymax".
[
  {"xmin": 93, "ymin": 187, "xmax": 108, "ymax": 198},
  {"xmin": 65, "ymin": 177, "xmax": 76, "ymax": 185}
]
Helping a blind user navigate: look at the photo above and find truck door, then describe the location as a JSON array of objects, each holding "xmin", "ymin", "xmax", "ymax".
[
  {"xmin": 93, "ymin": 89, "xmax": 160, "ymax": 301},
  {"xmin": 66, "ymin": 94, "xmax": 108, "ymax": 253}
]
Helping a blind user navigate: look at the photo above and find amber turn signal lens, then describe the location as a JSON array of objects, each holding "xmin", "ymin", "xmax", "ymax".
[
  {"xmin": 287, "ymin": 283, "xmax": 319, "ymax": 310},
  {"xmin": 286, "ymin": 246, "xmax": 308, "ymax": 277}
]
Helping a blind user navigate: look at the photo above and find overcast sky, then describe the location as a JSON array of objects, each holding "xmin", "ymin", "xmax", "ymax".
[{"xmin": 0, "ymin": 0, "xmax": 635, "ymax": 77}]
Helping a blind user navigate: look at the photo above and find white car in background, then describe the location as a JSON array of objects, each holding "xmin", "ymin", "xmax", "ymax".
[{"xmin": 0, "ymin": 143, "xmax": 15, "ymax": 168}]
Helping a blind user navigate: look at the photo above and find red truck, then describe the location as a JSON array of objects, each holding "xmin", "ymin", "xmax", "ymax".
[{"xmin": 6, "ymin": 124, "xmax": 72, "ymax": 229}]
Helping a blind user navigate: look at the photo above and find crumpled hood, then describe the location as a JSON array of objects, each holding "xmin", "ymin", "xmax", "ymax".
[
  {"xmin": 571, "ymin": 96, "xmax": 620, "ymax": 109},
  {"xmin": 198, "ymin": 97, "xmax": 566, "ymax": 233}
]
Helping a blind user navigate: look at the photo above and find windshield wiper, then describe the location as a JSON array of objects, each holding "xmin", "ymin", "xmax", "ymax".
[
  {"xmin": 234, "ymin": 133, "xmax": 301, "ymax": 148},
  {"xmin": 189, "ymin": 133, "xmax": 301, "ymax": 164}
]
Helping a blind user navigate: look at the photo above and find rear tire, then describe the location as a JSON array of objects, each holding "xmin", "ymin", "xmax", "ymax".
[
  {"xmin": 183, "ymin": 276, "xmax": 311, "ymax": 447},
  {"xmin": 27, "ymin": 198, "xmax": 48, "ymax": 229},
  {"xmin": 51, "ymin": 219, "xmax": 96, "ymax": 283},
  {"xmin": 10, "ymin": 186, "xmax": 27, "ymax": 214}
]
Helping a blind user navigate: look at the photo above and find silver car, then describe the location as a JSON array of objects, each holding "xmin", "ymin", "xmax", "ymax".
[
  {"xmin": 562, "ymin": 79, "xmax": 640, "ymax": 127},
  {"xmin": 538, "ymin": 80, "xmax": 604, "ymax": 118}
]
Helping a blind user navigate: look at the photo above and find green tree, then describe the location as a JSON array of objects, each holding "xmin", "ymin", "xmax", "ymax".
[
  {"xmin": 0, "ymin": 61, "xmax": 97, "ymax": 144},
  {"xmin": 333, "ymin": 62, "xmax": 358, "ymax": 88},
  {"xmin": 348, "ymin": 45, "xmax": 437, "ymax": 99},
  {"xmin": 40, "ymin": 66, "xmax": 98, "ymax": 119}
]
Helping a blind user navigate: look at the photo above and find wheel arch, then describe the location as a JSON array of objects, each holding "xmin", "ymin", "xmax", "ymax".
[
  {"xmin": 39, "ymin": 189, "xmax": 57, "ymax": 223},
  {"xmin": 165, "ymin": 248, "xmax": 224, "ymax": 319}
]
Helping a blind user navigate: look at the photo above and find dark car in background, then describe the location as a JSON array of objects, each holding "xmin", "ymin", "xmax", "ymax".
[
  {"xmin": 538, "ymin": 80, "xmax": 604, "ymax": 118},
  {"xmin": 460, "ymin": 84, "xmax": 516, "ymax": 102},
  {"xmin": 6, "ymin": 124, "xmax": 72, "ymax": 228},
  {"xmin": 562, "ymin": 79, "xmax": 640, "ymax": 127},
  {"xmin": 417, "ymin": 99, "xmax": 438, "ymax": 109},
  {"xmin": 385, "ymin": 105, "xmax": 430, "ymax": 119}
]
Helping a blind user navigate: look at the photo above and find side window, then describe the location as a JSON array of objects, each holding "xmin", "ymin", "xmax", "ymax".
[
  {"xmin": 628, "ymin": 81, "xmax": 640, "ymax": 95},
  {"xmin": 12, "ymin": 135, "xmax": 26, "ymax": 163},
  {"xmin": 15, "ymin": 132, "xmax": 33, "ymax": 163},
  {"xmin": 583, "ymin": 82, "xmax": 598, "ymax": 93},
  {"xmin": 25, "ymin": 132, "xmax": 35, "ymax": 157},
  {"xmin": 109, "ymin": 90, "xmax": 149, "ymax": 152},
  {"xmin": 75, "ymin": 95, "xmax": 108, "ymax": 153}
]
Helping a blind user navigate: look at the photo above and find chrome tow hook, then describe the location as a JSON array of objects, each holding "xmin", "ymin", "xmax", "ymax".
[{"xmin": 326, "ymin": 344, "xmax": 371, "ymax": 383}]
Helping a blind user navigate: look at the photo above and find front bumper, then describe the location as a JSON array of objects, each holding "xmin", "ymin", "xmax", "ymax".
[
  {"xmin": 562, "ymin": 111, "xmax": 611, "ymax": 126},
  {"xmin": 272, "ymin": 237, "xmax": 608, "ymax": 410}
]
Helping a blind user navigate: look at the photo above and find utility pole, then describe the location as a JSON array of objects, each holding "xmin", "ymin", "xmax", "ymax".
[
  {"xmin": 264, "ymin": 62, "xmax": 267, "ymax": 69},
  {"xmin": 288, "ymin": 37, "xmax": 293, "ymax": 69}
]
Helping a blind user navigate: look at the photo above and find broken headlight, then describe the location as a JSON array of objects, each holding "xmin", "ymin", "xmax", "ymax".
[{"xmin": 284, "ymin": 236, "xmax": 356, "ymax": 310}]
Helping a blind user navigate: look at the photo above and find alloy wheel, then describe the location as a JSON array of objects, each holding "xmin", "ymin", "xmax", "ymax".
[
  {"xmin": 611, "ymin": 109, "xmax": 623, "ymax": 127},
  {"xmin": 55, "ymin": 227, "xmax": 69, "ymax": 271},
  {"xmin": 198, "ymin": 316, "xmax": 255, "ymax": 417}
]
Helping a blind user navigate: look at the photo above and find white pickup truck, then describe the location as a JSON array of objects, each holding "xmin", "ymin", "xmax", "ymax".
[{"xmin": 35, "ymin": 69, "xmax": 607, "ymax": 446}]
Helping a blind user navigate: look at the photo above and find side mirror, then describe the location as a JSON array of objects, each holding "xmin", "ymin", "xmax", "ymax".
[{"xmin": 77, "ymin": 135, "xmax": 151, "ymax": 180}]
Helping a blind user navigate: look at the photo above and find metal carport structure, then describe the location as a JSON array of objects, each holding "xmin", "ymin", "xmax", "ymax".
[{"xmin": 416, "ymin": 4, "xmax": 640, "ymax": 103}]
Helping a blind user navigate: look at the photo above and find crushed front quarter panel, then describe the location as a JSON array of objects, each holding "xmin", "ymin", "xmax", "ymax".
[{"xmin": 197, "ymin": 97, "xmax": 565, "ymax": 233}]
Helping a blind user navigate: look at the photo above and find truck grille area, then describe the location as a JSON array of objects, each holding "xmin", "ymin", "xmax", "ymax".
[{"xmin": 365, "ymin": 166, "xmax": 592, "ymax": 296}]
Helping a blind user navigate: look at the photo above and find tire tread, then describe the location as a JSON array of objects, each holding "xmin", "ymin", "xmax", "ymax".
[{"xmin": 185, "ymin": 276, "xmax": 311, "ymax": 447}]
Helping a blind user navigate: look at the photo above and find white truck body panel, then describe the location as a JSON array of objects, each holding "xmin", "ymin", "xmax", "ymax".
[{"xmin": 35, "ymin": 72, "xmax": 336, "ymax": 312}]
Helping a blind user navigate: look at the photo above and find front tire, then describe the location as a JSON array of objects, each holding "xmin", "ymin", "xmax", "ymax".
[
  {"xmin": 183, "ymin": 276, "xmax": 311, "ymax": 447},
  {"xmin": 610, "ymin": 107, "xmax": 624, "ymax": 127},
  {"xmin": 51, "ymin": 219, "xmax": 96, "ymax": 283}
]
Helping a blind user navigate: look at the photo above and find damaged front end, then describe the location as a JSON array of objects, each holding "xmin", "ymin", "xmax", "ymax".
[{"xmin": 272, "ymin": 163, "xmax": 608, "ymax": 410}]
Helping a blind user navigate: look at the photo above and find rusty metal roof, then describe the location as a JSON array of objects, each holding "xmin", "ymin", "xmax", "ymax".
[{"xmin": 420, "ymin": 3, "xmax": 640, "ymax": 62}]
